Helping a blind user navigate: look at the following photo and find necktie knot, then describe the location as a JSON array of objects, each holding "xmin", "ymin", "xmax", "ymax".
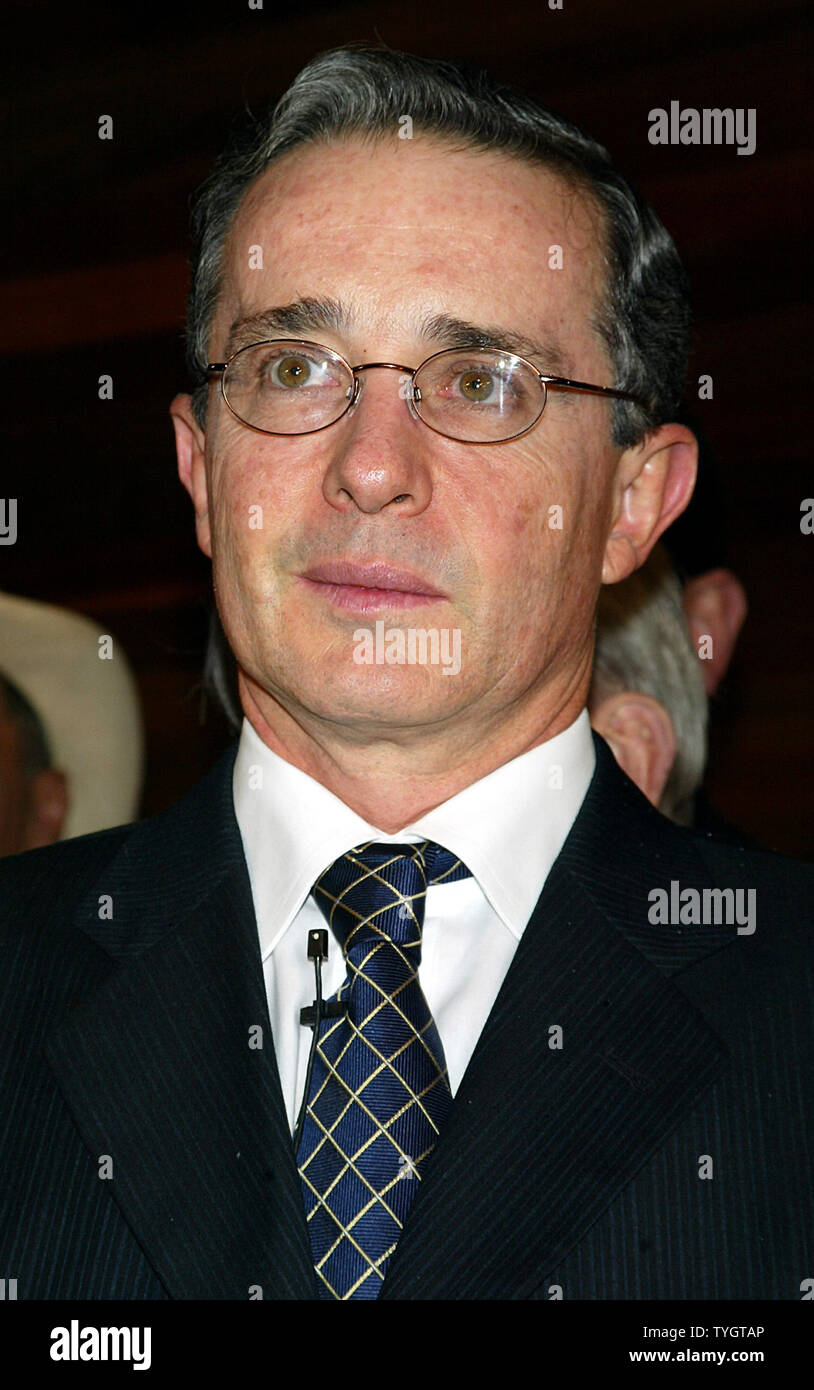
[{"xmin": 313, "ymin": 840, "xmax": 471, "ymax": 958}]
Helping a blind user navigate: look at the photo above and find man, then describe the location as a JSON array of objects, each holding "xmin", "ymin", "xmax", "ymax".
[
  {"xmin": 0, "ymin": 671, "xmax": 67, "ymax": 856},
  {"xmin": 589, "ymin": 544, "xmax": 756, "ymax": 844},
  {"xmin": 0, "ymin": 591, "xmax": 145, "ymax": 854},
  {"xmin": 588, "ymin": 544, "xmax": 708, "ymax": 827},
  {"xmin": 1, "ymin": 47, "xmax": 811, "ymax": 1301}
]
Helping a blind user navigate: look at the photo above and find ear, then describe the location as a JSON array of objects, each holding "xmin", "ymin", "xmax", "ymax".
[
  {"xmin": 24, "ymin": 768, "xmax": 68, "ymax": 850},
  {"xmin": 602, "ymin": 424, "xmax": 698, "ymax": 585},
  {"xmin": 170, "ymin": 392, "xmax": 211, "ymax": 558},
  {"xmin": 590, "ymin": 691, "xmax": 676, "ymax": 811},
  {"xmin": 682, "ymin": 567, "xmax": 748, "ymax": 695}
]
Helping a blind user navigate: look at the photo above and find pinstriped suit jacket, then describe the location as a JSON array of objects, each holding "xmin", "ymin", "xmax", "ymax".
[{"xmin": 1, "ymin": 734, "xmax": 812, "ymax": 1300}]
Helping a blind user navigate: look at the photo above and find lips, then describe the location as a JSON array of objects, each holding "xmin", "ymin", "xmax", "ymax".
[
  {"xmin": 302, "ymin": 560, "xmax": 444, "ymax": 596},
  {"xmin": 299, "ymin": 559, "xmax": 446, "ymax": 611}
]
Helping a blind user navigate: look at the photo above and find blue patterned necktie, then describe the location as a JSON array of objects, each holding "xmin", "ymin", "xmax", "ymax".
[{"xmin": 296, "ymin": 840, "xmax": 472, "ymax": 1300}]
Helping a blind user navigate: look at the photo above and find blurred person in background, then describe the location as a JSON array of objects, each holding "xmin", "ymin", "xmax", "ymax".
[
  {"xmin": 0, "ymin": 591, "xmax": 144, "ymax": 856},
  {"xmin": 0, "ymin": 670, "xmax": 68, "ymax": 855},
  {"xmin": 588, "ymin": 543, "xmax": 707, "ymax": 827},
  {"xmin": 662, "ymin": 416, "xmax": 749, "ymax": 701}
]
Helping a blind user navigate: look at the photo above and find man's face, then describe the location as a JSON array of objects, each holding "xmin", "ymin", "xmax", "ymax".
[
  {"xmin": 185, "ymin": 136, "xmax": 631, "ymax": 746},
  {"xmin": 0, "ymin": 697, "xmax": 28, "ymax": 856}
]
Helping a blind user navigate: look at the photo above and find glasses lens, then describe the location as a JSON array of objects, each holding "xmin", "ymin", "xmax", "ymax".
[
  {"xmin": 223, "ymin": 341, "xmax": 353, "ymax": 433},
  {"xmin": 413, "ymin": 350, "xmax": 544, "ymax": 442}
]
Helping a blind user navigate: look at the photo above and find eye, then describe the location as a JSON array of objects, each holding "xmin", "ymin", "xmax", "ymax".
[
  {"xmin": 233, "ymin": 345, "xmax": 345, "ymax": 393},
  {"xmin": 458, "ymin": 369, "xmax": 495, "ymax": 402},
  {"xmin": 437, "ymin": 358, "xmax": 525, "ymax": 408},
  {"xmin": 273, "ymin": 354, "xmax": 312, "ymax": 388}
]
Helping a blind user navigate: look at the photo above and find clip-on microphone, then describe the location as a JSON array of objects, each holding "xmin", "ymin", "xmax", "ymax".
[{"xmin": 293, "ymin": 928, "xmax": 348, "ymax": 1153}]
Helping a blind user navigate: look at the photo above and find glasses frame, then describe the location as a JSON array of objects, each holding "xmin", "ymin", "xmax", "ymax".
[{"xmin": 206, "ymin": 338, "xmax": 651, "ymax": 445}]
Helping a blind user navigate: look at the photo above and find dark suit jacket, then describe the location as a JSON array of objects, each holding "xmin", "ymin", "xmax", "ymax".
[{"xmin": 1, "ymin": 734, "xmax": 812, "ymax": 1300}]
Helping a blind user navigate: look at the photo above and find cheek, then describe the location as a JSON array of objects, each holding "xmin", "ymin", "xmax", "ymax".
[
  {"xmin": 208, "ymin": 446, "xmax": 276, "ymax": 542},
  {"xmin": 482, "ymin": 454, "xmax": 575, "ymax": 570},
  {"xmin": 206, "ymin": 454, "xmax": 264, "ymax": 593},
  {"xmin": 506, "ymin": 496, "xmax": 538, "ymax": 538}
]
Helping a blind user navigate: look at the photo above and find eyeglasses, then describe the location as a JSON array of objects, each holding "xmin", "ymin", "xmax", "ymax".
[{"xmin": 206, "ymin": 339, "xmax": 649, "ymax": 445}]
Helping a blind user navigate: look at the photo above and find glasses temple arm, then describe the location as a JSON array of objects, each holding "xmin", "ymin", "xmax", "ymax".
[{"xmin": 540, "ymin": 375, "xmax": 650, "ymax": 409}]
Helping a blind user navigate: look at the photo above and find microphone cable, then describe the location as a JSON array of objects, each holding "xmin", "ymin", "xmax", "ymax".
[{"xmin": 293, "ymin": 928, "xmax": 347, "ymax": 1155}]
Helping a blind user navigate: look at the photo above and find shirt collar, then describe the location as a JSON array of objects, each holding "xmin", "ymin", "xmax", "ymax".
[{"xmin": 233, "ymin": 710, "xmax": 595, "ymax": 957}]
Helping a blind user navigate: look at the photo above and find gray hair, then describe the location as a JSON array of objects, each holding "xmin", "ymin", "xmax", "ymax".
[
  {"xmin": 185, "ymin": 45, "xmax": 691, "ymax": 446},
  {"xmin": 589, "ymin": 545, "xmax": 708, "ymax": 825}
]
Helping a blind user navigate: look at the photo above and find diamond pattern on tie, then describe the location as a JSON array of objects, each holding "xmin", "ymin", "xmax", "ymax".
[{"xmin": 296, "ymin": 841, "xmax": 471, "ymax": 1300}]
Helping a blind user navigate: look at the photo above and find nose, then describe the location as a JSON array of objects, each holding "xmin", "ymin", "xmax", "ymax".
[{"xmin": 322, "ymin": 364, "xmax": 433, "ymax": 517}]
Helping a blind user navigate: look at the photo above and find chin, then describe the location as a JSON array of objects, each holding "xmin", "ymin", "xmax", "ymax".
[{"xmin": 289, "ymin": 662, "xmax": 469, "ymax": 726}]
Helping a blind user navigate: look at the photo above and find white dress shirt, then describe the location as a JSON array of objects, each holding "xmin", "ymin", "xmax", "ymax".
[{"xmin": 233, "ymin": 711, "xmax": 595, "ymax": 1134}]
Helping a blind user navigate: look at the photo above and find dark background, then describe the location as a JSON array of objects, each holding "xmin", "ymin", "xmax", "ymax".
[{"xmin": 3, "ymin": 0, "xmax": 812, "ymax": 855}]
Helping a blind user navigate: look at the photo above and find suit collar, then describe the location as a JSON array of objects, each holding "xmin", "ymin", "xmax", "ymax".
[
  {"xmin": 71, "ymin": 741, "xmax": 245, "ymax": 958},
  {"xmin": 568, "ymin": 733, "xmax": 740, "ymax": 972}
]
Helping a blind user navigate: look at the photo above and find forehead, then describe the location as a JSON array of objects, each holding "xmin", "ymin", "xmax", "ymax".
[{"xmin": 215, "ymin": 135, "xmax": 609, "ymax": 369}]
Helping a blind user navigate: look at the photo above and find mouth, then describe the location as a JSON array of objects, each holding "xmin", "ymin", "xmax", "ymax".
[{"xmin": 298, "ymin": 560, "xmax": 447, "ymax": 613}]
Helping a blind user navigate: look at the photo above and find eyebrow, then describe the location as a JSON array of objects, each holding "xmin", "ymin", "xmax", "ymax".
[
  {"xmin": 419, "ymin": 312, "xmax": 573, "ymax": 376},
  {"xmin": 226, "ymin": 297, "xmax": 346, "ymax": 355},
  {"xmin": 225, "ymin": 297, "xmax": 574, "ymax": 375}
]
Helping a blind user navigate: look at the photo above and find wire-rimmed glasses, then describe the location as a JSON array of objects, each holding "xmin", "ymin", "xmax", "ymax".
[{"xmin": 207, "ymin": 338, "xmax": 649, "ymax": 444}]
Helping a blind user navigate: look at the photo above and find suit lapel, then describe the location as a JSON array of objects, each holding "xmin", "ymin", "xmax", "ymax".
[
  {"xmin": 381, "ymin": 737, "xmax": 733, "ymax": 1299},
  {"xmin": 45, "ymin": 746, "xmax": 317, "ymax": 1300}
]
